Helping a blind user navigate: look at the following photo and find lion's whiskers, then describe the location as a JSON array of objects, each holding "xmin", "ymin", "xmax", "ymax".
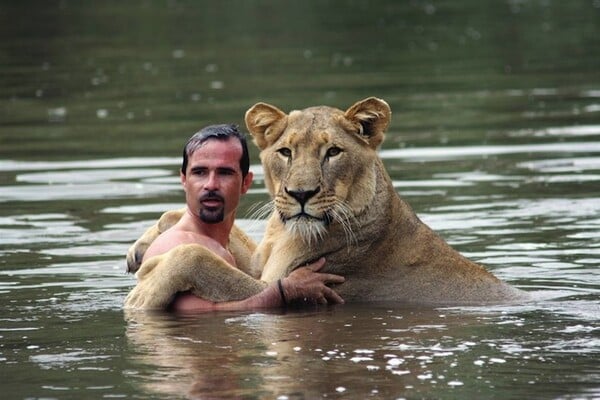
[
  {"xmin": 329, "ymin": 201, "xmax": 359, "ymax": 250},
  {"xmin": 287, "ymin": 218, "xmax": 327, "ymax": 248},
  {"xmin": 244, "ymin": 200, "xmax": 274, "ymax": 233},
  {"xmin": 246, "ymin": 200, "xmax": 274, "ymax": 220},
  {"xmin": 282, "ymin": 198, "xmax": 358, "ymax": 250}
]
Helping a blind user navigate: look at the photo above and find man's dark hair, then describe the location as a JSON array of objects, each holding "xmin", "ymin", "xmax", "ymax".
[{"xmin": 181, "ymin": 124, "xmax": 250, "ymax": 177}]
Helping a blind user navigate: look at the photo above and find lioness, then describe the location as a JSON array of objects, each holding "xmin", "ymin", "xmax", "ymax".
[{"xmin": 125, "ymin": 97, "xmax": 528, "ymax": 308}]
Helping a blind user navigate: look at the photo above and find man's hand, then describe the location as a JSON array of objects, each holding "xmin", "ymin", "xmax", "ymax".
[{"xmin": 281, "ymin": 258, "xmax": 345, "ymax": 305}]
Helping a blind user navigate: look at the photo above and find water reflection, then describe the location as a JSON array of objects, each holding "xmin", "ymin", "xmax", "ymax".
[
  {"xmin": 124, "ymin": 303, "xmax": 599, "ymax": 399},
  {"xmin": 124, "ymin": 307, "xmax": 487, "ymax": 398}
]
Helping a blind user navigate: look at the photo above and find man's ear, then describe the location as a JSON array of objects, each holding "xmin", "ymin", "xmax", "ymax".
[
  {"xmin": 241, "ymin": 171, "xmax": 253, "ymax": 195},
  {"xmin": 180, "ymin": 170, "xmax": 188, "ymax": 191},
  {"xmin": 245, "ymin": 102, "xmax": 288, "ymax": 150},
  {"xmin": 344, "ymin": 97, "xmax": 391, "ymax": 149}
]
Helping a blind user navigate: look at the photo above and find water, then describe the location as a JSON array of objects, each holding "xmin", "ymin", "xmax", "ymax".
[{"xmin": 1, "ymin": 1, "xmax": 599, "ymax": 399}]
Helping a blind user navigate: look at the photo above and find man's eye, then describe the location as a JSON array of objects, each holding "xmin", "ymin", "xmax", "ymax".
[
  {"xmin": 326, "ymin": 147, "xmax": 343, "ymax": 158},
  {"xmin": 277, "ymin": 147, "xmax": 292, "ymax": 157}
]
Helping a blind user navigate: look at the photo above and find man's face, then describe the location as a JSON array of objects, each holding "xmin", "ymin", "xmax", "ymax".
[{"xmin": 181, "ymin": 138, "xmax": 253, "ymax": 224}]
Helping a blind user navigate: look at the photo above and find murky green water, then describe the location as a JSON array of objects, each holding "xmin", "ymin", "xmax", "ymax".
[{"xmin": 1, "ymin": 1, "xmax": 599, "ymax": 399}]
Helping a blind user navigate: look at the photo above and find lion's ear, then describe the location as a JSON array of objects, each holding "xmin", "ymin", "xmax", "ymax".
[
  {"xmin": 245, "ymin": 102, "xmax": 288, "ymax": 150},
  {"xmin": 344, "ymin": 97, "xmax": 391, "ymax": 149}
]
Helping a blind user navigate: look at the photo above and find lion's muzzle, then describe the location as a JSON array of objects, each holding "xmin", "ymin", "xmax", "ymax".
[{"xmin": 284, "ymin": 186, "xmax": 320, "ymax": 206}]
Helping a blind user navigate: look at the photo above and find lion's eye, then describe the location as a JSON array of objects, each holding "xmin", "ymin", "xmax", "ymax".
[
  {"xmin": 277, "ymin": 147, "xmax": 292, "ymax": 158},
  {"xmin": 326, "ymin": 147, "xmax": 343, "ymax": 158}
]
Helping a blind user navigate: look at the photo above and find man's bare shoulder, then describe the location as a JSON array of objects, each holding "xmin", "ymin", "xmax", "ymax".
[{"xmin": 142, "ymin": 227, "xmax": 200, "ymax": 262}]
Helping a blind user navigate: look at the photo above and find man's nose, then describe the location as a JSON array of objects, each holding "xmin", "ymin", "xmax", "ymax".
[{"xmin": 204, "ymin": 171, "xmax": 220, "ymax": 190}]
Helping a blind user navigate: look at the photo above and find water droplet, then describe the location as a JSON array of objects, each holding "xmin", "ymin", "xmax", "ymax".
[
  {"xmin": 387, "ymin": 357, "xmax": 404, "ymax": 366},
  {"xmin": 391, "ymin": 370, "xmax": 410, "ymax": 376},
  {"xmin": 351, "ymin": 356, "xmax": 372, "ymax": 363}
]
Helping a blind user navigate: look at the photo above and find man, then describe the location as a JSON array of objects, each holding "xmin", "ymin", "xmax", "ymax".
[{"xmin": 142, "ymin": 124, "xmax": 344, "ymax": 312}]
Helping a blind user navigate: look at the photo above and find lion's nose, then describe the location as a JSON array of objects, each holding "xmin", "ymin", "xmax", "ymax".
[{"xmin": 285, "ymin": 187, "xmax": 320, "ymax": 206}]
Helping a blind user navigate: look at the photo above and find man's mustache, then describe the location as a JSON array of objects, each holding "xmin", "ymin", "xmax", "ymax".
[{"xmin": 200, "ymin": 191, "xmax": 224, "ymax": 202}]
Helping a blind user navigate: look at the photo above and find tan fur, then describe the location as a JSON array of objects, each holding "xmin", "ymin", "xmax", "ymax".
[
  {"xmin": 124, "ymin": 210, "xmax": 263, "ymax": 309},
  {"xmin": 124, "ymin": 242, "xmax": 266, "ymax": 309},
  {"xmin": 125, "ymin": 97, "xmax": 528, "ymax": 309}
]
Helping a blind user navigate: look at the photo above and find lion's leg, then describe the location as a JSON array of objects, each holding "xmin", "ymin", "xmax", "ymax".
[
  {"xmin": 126, "ymin": 208, "xmax": 186, "ymax": 273},
  {"xmin": 228, "ymin": 224, "xmax": 260, "ymax": 278},
  {"xmin": 124, "ymin": 243, "xmax": 267, "ymax": 310}
]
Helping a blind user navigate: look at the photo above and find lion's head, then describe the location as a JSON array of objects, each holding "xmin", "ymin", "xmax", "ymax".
[{"xmin": 245, "ymin": 97, "xmax": 391, "ymax": 245}]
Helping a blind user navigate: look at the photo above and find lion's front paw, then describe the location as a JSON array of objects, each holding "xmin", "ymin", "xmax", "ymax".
[
  {"xmin": 125, "ymin": 208, "xmax": 186, "ymax": 274},
  {"xmin": 126, "ymin": 242, "xmax": 147, "ymax": 274}
]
